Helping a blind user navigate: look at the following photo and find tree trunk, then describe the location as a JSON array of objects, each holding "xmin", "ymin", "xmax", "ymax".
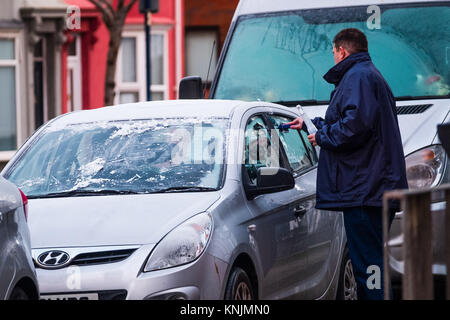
[
  {"xmin": 88, "ymin": 0, "xmax": 137, "ymax": 107},
  {"xmin": 104, "ymin": 26, "xmax": 122, "ymax": 106}
]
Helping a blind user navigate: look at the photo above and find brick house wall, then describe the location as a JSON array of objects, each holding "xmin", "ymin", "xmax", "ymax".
[{"xmin": 184, "ymin": 0, "xmax": 238, "ymax": 53}]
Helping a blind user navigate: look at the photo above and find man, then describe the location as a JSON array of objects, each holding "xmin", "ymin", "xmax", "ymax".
[{"xmin": 287, "ymin": 28, "xmax": 408, "ymax": 300}]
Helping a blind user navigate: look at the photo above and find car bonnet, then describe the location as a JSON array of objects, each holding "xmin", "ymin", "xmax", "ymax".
[{"xmin": 28, "ymin": 192, "xmax": 220, "ymax": 248}]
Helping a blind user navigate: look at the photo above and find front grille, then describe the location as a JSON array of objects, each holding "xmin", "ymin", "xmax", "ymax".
[
  {"xmin": 396, "ymin": 104, "xmax": 433, "ymax": 115},
  {"xmin": 71, "ymin": 249, "xmax": 137, "ymax": 266},
  {"xmin": 34, "ymin": 248, "xmax": 137, "ymax": 269}
]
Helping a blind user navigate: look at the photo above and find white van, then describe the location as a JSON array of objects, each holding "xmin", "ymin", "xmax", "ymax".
[{"xmin": 194, "ymin": 0, "xmax": 449, "ymax": 293}]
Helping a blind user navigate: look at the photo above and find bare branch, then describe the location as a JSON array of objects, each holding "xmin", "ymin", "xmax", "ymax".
[
  {"xmin": 88, "ymin": 0, "xmax": 114, "ymax": 28},
  {"xmin": 117, "ymin": 0, "xmax": 125, "ymax": 11},
  {"xmin": 98, "ymin": 0, "xmax": 114, "ymax": 15},
  {"xmin": 124, "ymin": 0, "xmax": 138, "ymax": 14}
]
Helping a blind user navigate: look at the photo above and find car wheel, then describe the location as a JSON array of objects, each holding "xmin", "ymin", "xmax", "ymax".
[
  {"xmin": 337, "ymin": 248, "xmax": 358, "ymax": 300},
  {"xmin": 225, "ymin": 267, "xmax": 255, "ymax": 300},
  {"xmin": 9, "ymin": 287, "xmax": 30, "ymax": 300}
]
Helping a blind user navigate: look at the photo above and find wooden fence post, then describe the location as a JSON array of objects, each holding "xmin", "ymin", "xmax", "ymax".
[
  {"xmin": 403, "ymin": 192, "xmax": 433, "ymax": 299},
  {"xmin": 446, "ymin": 189, "xmax": 450, "ymax": 300}
]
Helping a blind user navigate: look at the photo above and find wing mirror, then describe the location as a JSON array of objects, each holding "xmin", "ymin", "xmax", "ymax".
[
  {"xmin": 179, "ymin": 76, "xmax": 203, "ymax": 99},
  {"xmin": 244, "ymin": 166, "xmax": 295, "ymax": 200}
]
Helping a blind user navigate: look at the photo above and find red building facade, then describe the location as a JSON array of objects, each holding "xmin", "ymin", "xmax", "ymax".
[{"xmin": 62, "ymin": 0, "xmax": 185, "ymax": 111}]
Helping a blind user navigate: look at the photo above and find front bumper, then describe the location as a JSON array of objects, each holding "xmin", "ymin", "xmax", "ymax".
[{"xmin": 34, "ymin": 244, "xmax": 229, "ymax": 300}]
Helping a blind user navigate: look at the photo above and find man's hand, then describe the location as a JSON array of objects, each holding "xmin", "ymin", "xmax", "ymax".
[
  {"xmin": 308, "ymin": 133, "xmax": 317, "ymax": 146},
  {"xmin": 285, "ymin": 117, "xmax": 303, "ymax": 130}
]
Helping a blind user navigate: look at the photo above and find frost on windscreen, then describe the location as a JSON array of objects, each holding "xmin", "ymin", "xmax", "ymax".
[{"xmin": 7, "ymin": 118, "xmax": 228, "ymax": 197}]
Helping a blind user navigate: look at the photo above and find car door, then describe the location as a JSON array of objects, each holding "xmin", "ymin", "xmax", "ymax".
[
  {"xmin": 0, "ymin": 198, "xmax": 8, "ymax": 299},
  {"xmin": 241, "ymin": 112, "xmax": 310, "ymax": 299},
  {"xmin": 265, "ymin": 113, "xmax": 322, "ymax": 299},
  {"xmin": 0, "ymin": 180, "xmax": 17, "ymax": 299},
  {"xmin": 268, "ymin": 113, "xmax": 344, "ymax": 299}
]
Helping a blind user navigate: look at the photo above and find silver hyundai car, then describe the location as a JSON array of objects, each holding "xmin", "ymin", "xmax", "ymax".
[
  {"xmin": 0, "ymin": 176, "xmax": 39, "ymax": 300},
  {"xmin": 1, "ymin": 100, "xmax": 353, "ymax": 300}
]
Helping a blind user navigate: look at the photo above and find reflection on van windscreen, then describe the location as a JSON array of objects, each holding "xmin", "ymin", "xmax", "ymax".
[{"xmin": 214, "ymin": 4, "xmax": 450, "ymax": 103}]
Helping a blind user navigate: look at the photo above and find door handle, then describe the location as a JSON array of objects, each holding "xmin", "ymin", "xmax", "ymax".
[{"xmin": 293, "ymin": 205, "xmax": 307, "ymax": 217}]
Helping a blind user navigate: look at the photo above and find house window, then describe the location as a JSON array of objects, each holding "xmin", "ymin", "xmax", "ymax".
[
  {"xmin": 34, "ymin": 38, "xmax": 48, "ymax": 128},
  {"xmin": 0, "ymin": 37, "xmax": 18, "ymax": 152},
  {"xmin": 116, "ymin": 30, "xmax": 168, "ymax": 104},
  {"xmin": 185, "ymin": 29, "xmax": 219, "ymax": 87}
]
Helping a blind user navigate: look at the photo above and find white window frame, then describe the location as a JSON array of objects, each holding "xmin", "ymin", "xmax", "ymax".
[
  {"xmin": 67, "ymin": 35, "xmax": 83, "ymax": 112},
  {"xmin": 115, "ymin": 30, "xmax": 145, "ymax": 104},
  {"xmin": 115, "ymin": 28, "xmax": 169, "ymax": 104},
  {"xmin": 150, "ymin": 29, "xmax": 169, "ymax": 100},
  {"xmin": 0, "ymin": 32, "xmax": 22, "ymax": 160}
]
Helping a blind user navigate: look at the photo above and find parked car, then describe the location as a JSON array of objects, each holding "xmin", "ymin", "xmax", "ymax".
[
  {"xmin": 179, "ymin": 0, "xmax": 449, "ymax": 290},
  {"xmin": 2, "ymin": 100, "xmax": 354, "ymax": 300},
  {"xmin": 0, "ymin": 176, "xmax": 39, "ymax": 300}
]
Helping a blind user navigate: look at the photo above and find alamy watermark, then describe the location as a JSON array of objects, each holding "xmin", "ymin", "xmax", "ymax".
[
  {"xmin": 66, "ymin": 5, "xmax": 81, "ymax": 31},
  {"xmin": 66, "ymin": 265, "xmax": 82, "ymax": 290},
  {"xmin": 367, "ymin": 5, "xmax": 381, "ymax": 30},
  {"xmin": 169, "ymin": 127, "xmax": 281, "ymax": 175},
  {"xmin": 366, "ymin": 265, "xmax": 381, "ymax": 290}
]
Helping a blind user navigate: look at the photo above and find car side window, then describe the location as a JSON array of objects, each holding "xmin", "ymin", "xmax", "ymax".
[
  {"xmin": 268, "ymin": 115, "xmax": 317, "ymax": 173},
  {"xmin": 244, "ymin": 115, "xmax": 285, "ymax": 184},
  {"xmin": 299, "ymin": 129, "xmax": 318, "ymax": 165}
]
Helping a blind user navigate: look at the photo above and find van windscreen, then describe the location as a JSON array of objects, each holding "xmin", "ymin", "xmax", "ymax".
[{"xmin": 213, "ymin": 4, "xmax": 450, "ymax": 103}]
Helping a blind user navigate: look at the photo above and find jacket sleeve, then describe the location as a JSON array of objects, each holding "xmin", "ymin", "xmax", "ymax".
[
  {"xmin": 315, "ymin": 73, "xmax": 378, "ymax": 152},
  {"xmin": 312, "ymin": 117, "xmax": 326, "ymax": 130}
]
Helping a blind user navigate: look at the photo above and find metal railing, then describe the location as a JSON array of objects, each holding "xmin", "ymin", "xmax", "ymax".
[{"xmin": 383, "ymin": 183, "xmax": 450, "ymax": 300}]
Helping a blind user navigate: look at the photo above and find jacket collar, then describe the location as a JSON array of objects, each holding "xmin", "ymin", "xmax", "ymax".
[{"xmin": 323, "ymin": 52, "xmax": 371, "ymax": 86}]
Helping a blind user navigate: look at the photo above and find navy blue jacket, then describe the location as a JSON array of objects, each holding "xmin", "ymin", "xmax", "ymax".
[{"xmin": 312, "ymin": 52, "xmax": 408, "ymax": 210}]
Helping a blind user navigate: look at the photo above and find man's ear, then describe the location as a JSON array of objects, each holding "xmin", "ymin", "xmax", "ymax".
[{"xmin": 340, "ymin": 46, "xmax": 350, "ymax": 59}]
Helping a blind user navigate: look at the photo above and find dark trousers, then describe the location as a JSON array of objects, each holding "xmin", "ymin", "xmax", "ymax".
[{"xmin": 343, "ymin": 206, "xmax": 396, "ymax": 300}]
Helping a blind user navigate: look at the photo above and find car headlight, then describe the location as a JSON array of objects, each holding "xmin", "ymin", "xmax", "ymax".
[
  {"xmin": 405, "ymin": 145, "xmax": 446, "ymax": 189},
  {"xmin": 143, "ymin": 212, "xmax": 212, "ymax": 272}
]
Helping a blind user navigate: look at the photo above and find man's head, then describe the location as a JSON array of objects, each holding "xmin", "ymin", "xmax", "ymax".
[{"xmin": 332, "ymin": 28, "xmax": 368, "ymax": 64}]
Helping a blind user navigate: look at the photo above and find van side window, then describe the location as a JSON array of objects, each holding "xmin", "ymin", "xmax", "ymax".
[{"xmin": 268, "ymin": 115, "xmax": 316, "ymax": 173}]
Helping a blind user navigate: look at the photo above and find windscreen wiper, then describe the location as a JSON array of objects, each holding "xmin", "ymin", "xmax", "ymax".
[
  {"xmin": 27, "ymin": 189, "xmax": 141, "ymax": 199},
  {"xmin": 150, "ymin": 186, "xmax": 218, "ymax": 193},
  {"xmin": 274, "ymin": 100, "xmax": 328, "ymax": 106}
]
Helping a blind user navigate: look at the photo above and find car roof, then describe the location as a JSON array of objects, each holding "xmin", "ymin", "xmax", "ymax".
[
  {"xmin": 50, "ymin": 100, "xmax": 260, "ymax": 126},
  {"xmin": 233, "ymin": 0, "xmax": 447, "ymax": 20}
]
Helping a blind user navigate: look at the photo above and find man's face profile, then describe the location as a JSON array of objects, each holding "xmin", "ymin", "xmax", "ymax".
[{"xmin": 333, "ymin": 45, "xmax": 349, "ymax": 65}]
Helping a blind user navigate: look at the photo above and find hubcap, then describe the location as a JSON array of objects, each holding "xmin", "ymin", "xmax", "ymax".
[
  {"xmin": 235, "ymin": 282, "xmax": 252, "ymax": 300},
  {"xmin": 344, "ymin": 259, "xmax": 358, "ymax": 300}
]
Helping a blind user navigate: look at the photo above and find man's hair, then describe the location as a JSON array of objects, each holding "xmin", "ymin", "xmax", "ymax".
[{"xmin": 333, "ymin": 28, "xmax": 368, "ymax": 54}]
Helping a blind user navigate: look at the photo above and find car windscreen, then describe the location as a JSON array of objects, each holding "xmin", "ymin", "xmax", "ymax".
[
  {"xmin": 213, "ymin": 3, "xmax": 450, "ymax": 103},
  {"xmin": 6, "ymin": 118, "xmax": 229, "ymax": 198}
]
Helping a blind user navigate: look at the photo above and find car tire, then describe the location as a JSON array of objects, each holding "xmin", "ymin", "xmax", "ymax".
[
  {"xmin": 9, "ymin": 286, "xmax": 30, "ymax": 300},
  {"xmin": 336, "ymin": 247, "xmax": 358, "ymax": 300},
  {"xmin": 224, "ymin": 267, "xmax": 255, "ymax": 300}
]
